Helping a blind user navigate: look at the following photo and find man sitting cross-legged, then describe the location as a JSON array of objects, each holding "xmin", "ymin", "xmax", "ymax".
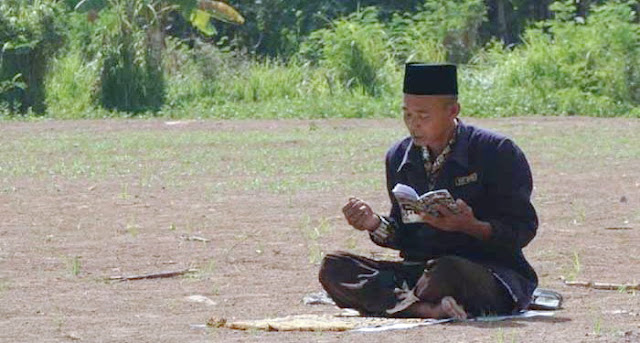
[{"xmin": 319, "ymin": 63, "xmax": 538, "ymax": 319}]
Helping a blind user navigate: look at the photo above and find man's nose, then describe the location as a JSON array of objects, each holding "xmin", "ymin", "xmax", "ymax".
[{"xmin": 410, "ymin": 118, "xmax": 421, "ymax": 129}]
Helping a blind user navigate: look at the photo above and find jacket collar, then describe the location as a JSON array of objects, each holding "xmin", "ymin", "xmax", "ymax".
[{"xmin": 397, "ymin": 119, "xmax": 470, "ymax": 173}]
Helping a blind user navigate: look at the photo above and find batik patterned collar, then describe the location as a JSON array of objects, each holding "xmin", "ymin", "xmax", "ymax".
[{"xmin": 421, "ymin": 123, "xmax": 458, "ymax": 190}]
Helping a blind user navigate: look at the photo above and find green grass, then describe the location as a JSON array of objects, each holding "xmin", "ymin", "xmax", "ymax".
[
  {"xmin": 0, "ymin": 278, "xmax": 9, "ymax": 297},
  {"xmin": 568, "ymin": 251, "xmax": 582, "ymax": 282},
  {"xmin": 593, "ymin": 316, "xmax": 603, "ymax": 336},
  {"xmin": 494, "ymin": 122, "xmax": 640, "ymax": 172},
  {"xmin": 65, "ymin": 256, "xmax": 81, "ymax": 277},
  {"xmin": 0, "ymin": 122, "xmax": 402, "ymax": 194},
  {"xmin": 2, "ymin": 117, "xmax": 640, "ymax": 217},
  {"xmin": 2, "ymin": 118, "xmax": 640, "ymax": 200},
  {"xmin": 45, "ymin": 49, "xmax": 97, "ymax": 117},
  {"xmin": 297, "ymin": 215, "xmax": 335, "ymax": 265},
  {"xmin": 494, "ymin": 328, "xmax": 519, "ymax": 343},
  {"xmin": 159, "ymin": 94, "xmax": 402, "ymax": 120}
]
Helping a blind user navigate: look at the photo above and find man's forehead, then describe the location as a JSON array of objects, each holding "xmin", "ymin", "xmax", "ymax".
[
  {"xmin": 403, "ymin": 94, "xmax": 456, "ymax": 107},
  {"xmin": 403, "ymin": 94, "xmax": 456, "ymax": 99}
]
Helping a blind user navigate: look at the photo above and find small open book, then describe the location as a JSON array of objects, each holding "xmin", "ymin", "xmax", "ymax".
[{"xmin": 392, "ymin": 183, "xmax": 459, "ymax": 223}]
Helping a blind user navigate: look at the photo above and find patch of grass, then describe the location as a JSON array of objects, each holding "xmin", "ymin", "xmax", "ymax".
[
  {"xmin": 120, "ymin": 183, "xmax": 130, "ymax": 200},
  {"xmin": 126, "ymin": 224, "xmax": 140, "ymax": 238},
  {"xmin": 494, "ymin": 328, "xmax": 519, "ymax": 343},
  {"xmin": 566, "ymin": 251, "xmax": 582, "ymax": 282},
  {"xmin": 2, "ymin": 117, "xmax": 640, "ymax": 211},
  {"xmin": 0, "ymin": 122, "xmax": 402, "ymax": 196},
  {"xmin": 187, "ymin": 259, "xmax": 216, "ymax": 281},
  {"xmin": 310, "ymin": 217, "xmax": 333, "ymax": 240},
  {"xmin": 307, "ymin": 245, "xmax": 324, "ymax": 266},
  {"xmin": 0, "ymin": 278, "xmax": 9, "ymax": 296},
  {"xmin": 493, "ymin": 122, "xmax": 640, "ymax": 175},
  {"xmin": 254, "ymin": 241, "xmax": 264, "ymax": 255},
  {"xmin": 344, "ymin": 234, "xmax": 358, "ymax": 250},
  {"xmin": 54, "ymin": 313, "xmax": 66, "ymax": 333},
  {"xmin": 571, "ymin": 203, "xmax": 587, "ymax": 225},
  {"xmin": 298, "ymin": 215, "xmax": 335, "ymax": 265},
  {"xmin": 66, "ymin": 256, "xmax": 81, "ymax": 277},
  {"xmin": 2, "ymin": 118, "xmax": 640, "ymax": 213},
  {"xmin": 163, "ymin": 93, "xmax": 401, "ymax": 120},
  {"xmin": 45, "ymin": 48, "xmax": 97, "ymax": 117},
  {"xmin": 593, "ymin": 316, "xmax": 603, "ymax": 335},
  {"xmin": 0, "ymin": 185, "xmax": 17, "ymax": 194}
]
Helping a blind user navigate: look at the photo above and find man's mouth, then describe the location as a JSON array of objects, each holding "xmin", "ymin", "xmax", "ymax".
[{"xmin": 411, "ymin": 135, "xmax": 428, "ymax": 146}]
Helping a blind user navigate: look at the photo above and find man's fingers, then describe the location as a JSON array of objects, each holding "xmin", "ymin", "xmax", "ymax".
[
  {"xmin": 456, "ymin": 199, "xmax": 472, "ymax": 214},
  {"xmin": 419, "ymin": 211, "xmax": 438, "ymax": 225},
  {"xmin": 357, "ymin": 204, "xmax": 373, "ymax": 216},
  {"xmin": 343, "ymin": 197, "xmax": 376, "ymax": 231},
  {"xmin": 344, "ymin": 205, "xmax": 363, "ymax": 220},
  {"xmin": 350, "ymin": 209, "xmax": 366, "ymax": 222},
  {"xmin": 343, "ymin": 199, "xmax": 361, "ymax": 217},
  {"xmin": 342, "ymin": 198, "xmax": 358, "ymax": 213},
  {"xmin": 350, "ymin": 212, "xmax": 371, "ymax": 231},
  {"xmin": 345, "ymin": 200, "xmax": 371, "ymax": 217},
  {"xmin": 434, "ymin": 203, "xmax": 455, "ymax": 217},
  {"xmin": 352, "ymin": 216, "xmax": 367, "ymax": 229}
]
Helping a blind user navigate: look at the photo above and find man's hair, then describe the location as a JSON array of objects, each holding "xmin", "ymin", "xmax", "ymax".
[{"xmin": 441, "ymin": 96, "xmax": 459, "ymax": 109}]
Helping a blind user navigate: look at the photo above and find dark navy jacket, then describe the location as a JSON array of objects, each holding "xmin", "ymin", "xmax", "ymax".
[{"xmin": 377, "ymin": 120, "xmax": 538, "ymax": 311}]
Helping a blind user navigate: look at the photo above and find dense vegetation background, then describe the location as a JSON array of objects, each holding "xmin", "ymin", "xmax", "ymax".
[{"xmin": 1, "ymin": 0, "xmax": 639, "ymax": 118}]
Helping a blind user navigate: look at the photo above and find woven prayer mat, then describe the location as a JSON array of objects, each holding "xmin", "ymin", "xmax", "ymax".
[{"xmin": 211, "ymin": 310, "xmax": 554, "ymax": 332}]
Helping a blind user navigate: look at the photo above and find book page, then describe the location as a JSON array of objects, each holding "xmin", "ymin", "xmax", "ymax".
[{"xmin": 392, "ymin": 184, "xmax": 458, "ymax": 223}]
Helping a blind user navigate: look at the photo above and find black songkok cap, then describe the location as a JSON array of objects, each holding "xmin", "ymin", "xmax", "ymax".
[{"xmin": 403, "ymin": 63, "xmax": 458, "ymax": 96}]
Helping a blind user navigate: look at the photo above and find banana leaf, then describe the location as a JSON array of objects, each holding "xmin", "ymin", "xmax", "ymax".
[{"xmin": 198, "ymin": 0, "xmax": 244, "ymax": 25}]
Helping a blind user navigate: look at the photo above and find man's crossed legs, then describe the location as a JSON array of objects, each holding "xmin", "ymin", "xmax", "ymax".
[{"xmin": 319, "ymin": 252, "xmax": 514, "ymax": 319}]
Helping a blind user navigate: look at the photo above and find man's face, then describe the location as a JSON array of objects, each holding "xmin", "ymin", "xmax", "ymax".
[{"xmin": 402, "ymin": 94, "xmax": 459, "ymax": 148}]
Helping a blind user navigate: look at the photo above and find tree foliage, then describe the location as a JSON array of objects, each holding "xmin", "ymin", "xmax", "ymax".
[
  {"xmin": 465, "ymin": 0, "xmax": 640, "ymax": 116},
  {"xmin": 0, "ymin": 0, "xmax": 65, "ymax": 114},
  {"xmin": 211, "ymin": 0, "xmax": 424, "ymax": 57},
  {"xmin": 68, "ymin": 0, "xmax": 244, "ymax": 113},
  {"xmin": 6, "ymin": 0, "xmax": 640, "ymax": 117},
  {"xmin": 389, "ymin": 0, "xmax": 487, "ymax": 64}
]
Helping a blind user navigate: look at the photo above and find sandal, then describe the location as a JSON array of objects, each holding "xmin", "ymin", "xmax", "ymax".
[{"xmin": 529, "ymin": 288, "xmax": 563, "ymax": 310}]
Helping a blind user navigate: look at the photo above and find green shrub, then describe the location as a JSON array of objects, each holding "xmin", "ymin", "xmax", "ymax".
[
  {"xmin": 45, "ymin": 48, "xmax": 98, "ymax": 118},
  {"xmin": 95, "ymin": 2, "xmax": 165, "ymax": 113},
  {"xmin": 0, "ymin": 0, "xmax": 65, "ymax": 115},
  {"xmin": 160, "ymin": 91, "xmax": 400, "ymax": 119},
  {"xmin": 389, "ymin": 0, "xmax": 486, "ymax": 64},
  {"xmin": 300, "ymin": 7, "xmax": 396, "ymax": 97},
  {"xmin": 164, "ymin": 38, "xmax": 366, "ymax": 112},
  {"xmin": 463, "ymin": 0, "xmax": 640, "ymax": 116},
  {"xmin": 215, "ymin": 60, "xmax": 351, "ymax": 102},
  {"xmin": 43, "ymin": 11, "xmax": 104, "ymax": 118}
]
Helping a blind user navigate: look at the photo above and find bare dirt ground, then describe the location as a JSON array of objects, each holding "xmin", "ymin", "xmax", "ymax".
[{"xmin": 0, "ymin": 117, "xmax": 639, "ymax": 343}]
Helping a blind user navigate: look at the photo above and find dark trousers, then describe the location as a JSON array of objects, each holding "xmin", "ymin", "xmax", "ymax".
[{"xmin": 319, "ymin": 251, "xmax": 514, "ymax": 317}]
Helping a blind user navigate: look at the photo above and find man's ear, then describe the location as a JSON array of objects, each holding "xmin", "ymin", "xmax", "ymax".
[{"xmin": 449, "ymin": 102, "xmax": 461, "ymax": 119}]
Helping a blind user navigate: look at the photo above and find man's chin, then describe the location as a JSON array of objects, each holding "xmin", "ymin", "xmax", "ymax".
[{"xmin": 411, "ymin": 137, "xmax": 427, "ymax": 147}]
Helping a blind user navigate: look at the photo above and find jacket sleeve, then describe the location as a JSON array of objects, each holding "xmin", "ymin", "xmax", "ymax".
[
  {"xmin": 483, "ymin": 139, "xmax": 538, "ymax": 251},
  {"xmin": 368, "ymin": 147, "xmax": 403, "ymax": 250}
]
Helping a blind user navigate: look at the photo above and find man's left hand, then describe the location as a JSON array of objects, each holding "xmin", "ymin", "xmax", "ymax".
[{"xmin": 419, "ymin": 199, "xmax": 491, "ymax": 240}]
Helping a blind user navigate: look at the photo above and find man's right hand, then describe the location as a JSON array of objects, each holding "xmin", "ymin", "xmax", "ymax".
[{"xmin": 342, "ymin": 197, "xmax": 381, "ymax": 232}]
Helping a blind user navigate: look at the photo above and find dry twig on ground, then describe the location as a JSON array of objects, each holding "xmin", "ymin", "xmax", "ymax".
[
  {"xmin": 108, "ymin": 268, "xmax": 198, "ymax": 282},
  {"xmin": 565, "ymin": 281, "xmax": 640, "ymax": 291}
]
